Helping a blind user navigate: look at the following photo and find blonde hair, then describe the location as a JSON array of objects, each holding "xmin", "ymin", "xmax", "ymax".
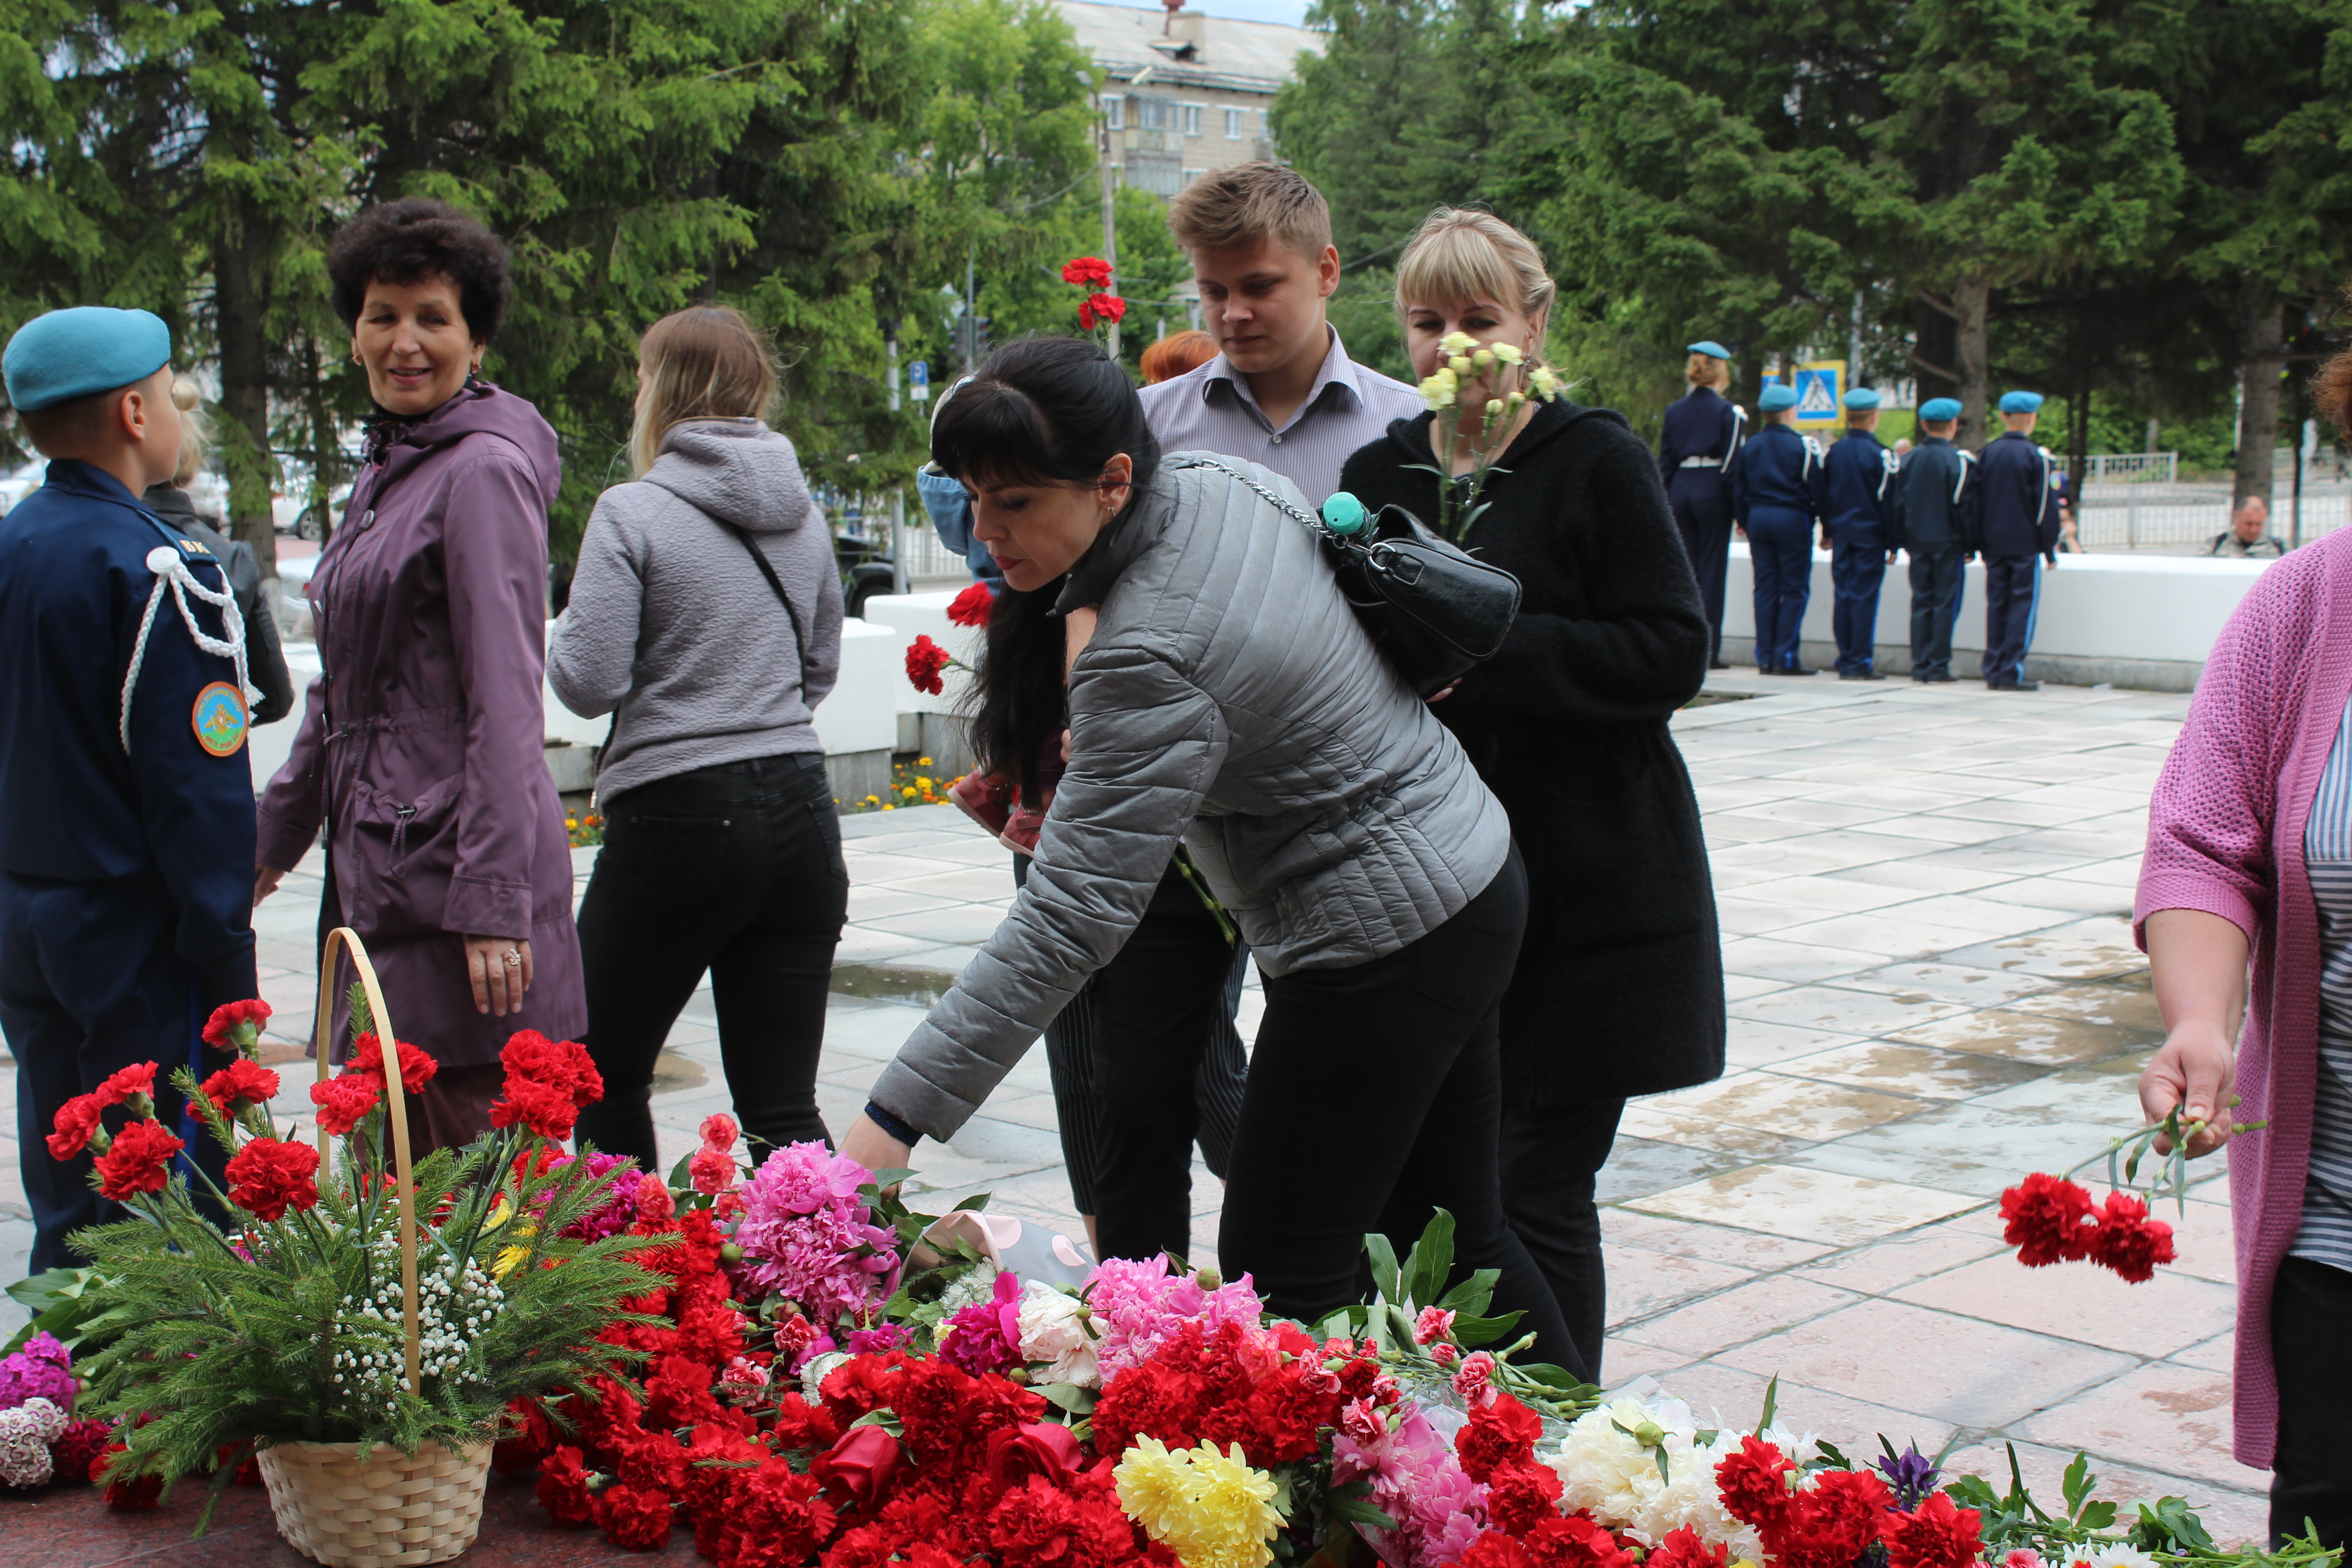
[
  {"xmin": 629, "ymin": 305, "xmax": 779, "ymax": 477},
  {"xmin": 170, "ymin": 377, "xmax": 209, "ymax": 489},
  {"xmin": 1395, "ymin": 208, "xmax": 1557, "ymax": 346},
  {"xmin": 1167, "ymin": 162, "xmax": 1333, "ymax": 262},
  {"xmin": 1686, "ymin": 353, "xmax": 1729, "ymax": 391}
]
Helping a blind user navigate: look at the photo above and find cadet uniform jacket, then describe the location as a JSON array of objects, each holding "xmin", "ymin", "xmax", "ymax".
[
  {"xmin": 1896, "ymin": 437, "xmax": 1980, "ymax": 552},
  {"xmin": 1824, "ymin": 430, "xmax": 1906, "ymax": 544},
  {"xmin": 1975, "ymin": 431, "xmax": 2063, "ymax": 560},
  {"xmin": 1731, "ymin": 424, "xmax": 1831, "ymax": 524}
]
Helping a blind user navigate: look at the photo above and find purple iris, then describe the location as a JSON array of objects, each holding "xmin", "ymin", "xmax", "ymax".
[{"xmin": 1873, "ymin": 1444, "xmax": 1942, "ymax": 1510}]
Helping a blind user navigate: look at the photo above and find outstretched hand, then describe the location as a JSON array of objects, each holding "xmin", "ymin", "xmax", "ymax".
[{"xmin": 2139, "ymin": 1026, "xmax": 2237, "ymax": 1158}]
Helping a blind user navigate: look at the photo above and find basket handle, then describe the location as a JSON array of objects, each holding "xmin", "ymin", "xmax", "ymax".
[{"xmin": 315, "ymin": 926, "xmax": 422, "ymax": 1395}]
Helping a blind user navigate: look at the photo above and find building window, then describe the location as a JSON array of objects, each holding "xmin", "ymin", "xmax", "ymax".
[
  {"xmin": 1182, "ymin": 168, "xmax": 1204, "ymax": 187},
  {"xmin": 1102, "ymin": 93, "xmax": 1123, "ymax": 130},
  {"xmin": 1182, "ymin": 103, "xmax": 1202, "ymax": 137},
  {"xmin": 1125, "ymin": 150, "xmax": 1183, "ymax": 198},
  {"xmin": 1224, "ymin": 107, "xmax": 1243, "ymax": 139},
  {"xmin": 1133, "ymin": 94, "xmax": 1177, "ymax": 132}
]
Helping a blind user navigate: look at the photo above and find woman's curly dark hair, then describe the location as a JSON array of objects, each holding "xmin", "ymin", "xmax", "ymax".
[{"xmin": 326, "ymin": 198, "xmax": 512, "ymax": 343}]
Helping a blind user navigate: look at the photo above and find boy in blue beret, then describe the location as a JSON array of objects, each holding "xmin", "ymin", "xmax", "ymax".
[
  {"xmin": 1975, "ymin": 390, "xmax": 2063, "ymax": 691},
  {"xmin": 1896, "ymin": 398, "xmax": 1980, "ymax": 682},
  {"xmin": 1822, "ymin": 387, "xmax": 1906, "ymax": 680},
  {"xmin": 1731, "ymin": 382, "xmax": 1831, "ymax": 674},
  {"xmin": 0, "ymin": 306, "xmax": 260, "ymax": 1271}
]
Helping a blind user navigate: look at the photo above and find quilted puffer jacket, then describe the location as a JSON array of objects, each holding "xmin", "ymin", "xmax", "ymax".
[{"xmin": 869, "ymin": 452, "xmax": 1513, "ymax": 1141}]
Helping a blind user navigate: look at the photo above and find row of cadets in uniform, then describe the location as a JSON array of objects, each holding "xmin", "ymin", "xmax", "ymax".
[
  {"xmin": 1656, "ymin": 340, "xmax": 1745, "ymax": 671},
  {"xmin": 0, "ymin": 308, "xmax": 260, "ymax": 1274}
]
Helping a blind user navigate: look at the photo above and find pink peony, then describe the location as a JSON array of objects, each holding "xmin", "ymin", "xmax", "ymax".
[
  {"xmin": 1082, "ymin": 1254, "xmax": 1264, "ymax": 1379},
  {"xmin": 1335, "ymin": 1402, "xmax": 1488, "ymax": 1568},
  {"xmin": 941, "ymin": 1269, "xmax": 1023, "ymax": 1375},
  {"xmin": 732, "ymin": 1142, "xmax": 899, "ymax": 1323}
]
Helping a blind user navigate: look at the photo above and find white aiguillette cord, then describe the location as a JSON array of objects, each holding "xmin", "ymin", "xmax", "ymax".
[{"xmin": 120, "ymin": 544, "xmax": 259, "ymax": 755}]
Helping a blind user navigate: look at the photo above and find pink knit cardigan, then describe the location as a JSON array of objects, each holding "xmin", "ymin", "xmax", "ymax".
[{"xmin": 2135, "ymin": 528, "xmax": 2352, "ymax": 1469}]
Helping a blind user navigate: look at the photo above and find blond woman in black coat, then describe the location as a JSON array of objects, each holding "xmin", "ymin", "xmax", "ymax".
[{"xmin": 1336, "ymin": 209, "xmax": 1725, "ymax": 1377}]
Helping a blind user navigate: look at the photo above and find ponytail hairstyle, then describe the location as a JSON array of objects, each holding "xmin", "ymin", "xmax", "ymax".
[{"xmin": 928, "ymin": 336, "xmax": 1158, "ymax": 803}]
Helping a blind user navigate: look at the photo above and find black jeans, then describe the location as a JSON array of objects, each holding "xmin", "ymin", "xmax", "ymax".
[
  {"xmin": 2272, "ymin": 1255, "xmax": 2352, "ymax": 1549},
  {"xmin": 1217, "ymin": 848, "xmax": 1584, "ymax": 1379},
  {"xmin": 573, "ymin": 753, "xmax": 848, "ymax": 1168},
  {"xmin": 1501, "ymin": 1093, "xmax": 1626, "ymax": 1380}
]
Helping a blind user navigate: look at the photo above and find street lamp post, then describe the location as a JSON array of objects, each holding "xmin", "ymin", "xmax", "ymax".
[{"xmin": 1091, "ymin": 63, "xmax": 1156, "ymax": 362}]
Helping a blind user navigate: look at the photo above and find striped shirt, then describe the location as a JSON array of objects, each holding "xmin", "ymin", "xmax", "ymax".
[
  {"xmin": 2294, "ymin": 694, "xmax": 2352, "ymax": 1269},
  {"xmin": 1137, "ymin": 327, "xmax": 1424, "ymax": 509}
]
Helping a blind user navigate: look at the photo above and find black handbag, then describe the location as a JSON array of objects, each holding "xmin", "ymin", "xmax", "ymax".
[{"xmin": 1172, "ymin": 456, "xmax": 1521, "ymax": 698}]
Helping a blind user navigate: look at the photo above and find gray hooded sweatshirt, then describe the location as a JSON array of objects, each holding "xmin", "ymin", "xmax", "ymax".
[{"xmin": 549, "ymin": 419, "xmax": 843, "ymax": 798}]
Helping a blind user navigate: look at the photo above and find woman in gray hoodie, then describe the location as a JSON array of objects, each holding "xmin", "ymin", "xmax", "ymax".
[{"xmin": 549, "ymin": 306, "xmax": 847, "ymax": 1167}]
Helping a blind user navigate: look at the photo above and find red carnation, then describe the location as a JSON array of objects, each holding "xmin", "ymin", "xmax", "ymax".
[
  {"xmin": 906, "ymin": 634, "xmax": 953, "ymax": 697},
  {"xmin": 97, "ymin": 1444, "xmax": 162, "ymax": 1509},
  {"xmin": 491, "ymin": 1076, "xmax": 587, "ymax": 1141},
  {"xmin": 1078, "ymin": 292, "xmax": 1127, "ymax": 331},
  {"xmin": 689, "ymin": 1146, "xmax": 738, "ymax": 1196},
  {"xmin": 595, "ymin": 1480, "xmax": 674, "ymax": 1551},
  {"xmin": 311, "ymin": 1072, "xmax": 382, "ymax": 1137},
  {"xmin": 947, "ymin": 583, "xmax": 995, "ymax": 627},
  {"xmin": 1519, "ymin": 1514, "xmax": 1637, "ymax": 1568},
  {"xmin": 644, "ymin": 1354, "xmax": 724, "ymax": 1429},
  {"xmin": 500, "ymin": 1029, "xmax": 603, "ymax": 1105},
  {"xmin": 201, "ymin": 997, "xmax": 274, "ymax": 1049},
  {"xmin": 1644, "ymin": 1527, "xmax": 1732, "ymax": 1568},
  {"xmin": 201, "ymin": 1058, "xmax": 280, "ymax": 1114},
  {"xmin": 1777, "ymin": 1467, "xmax": 1893, "ymax": 1568},
  {"xmin": 225, "ymin": 1137, "xmax": 321, "ymax": 1221},
  {"xmin": 93, "ymin": 1118, "xmax": 183, "ymax": 1201},
  {"xmin": 1456, "ymin": 1390, "xmax": 1544, "ymax": 1483},
  {"xmin": 1882, "ymin": 1491, "xmax": 1984, "ymax": 1568},
  {"xmin": 984, "ymin": 1473, "xmax": 1137, "ymax": 1568},
  {"xmin": 348, "ymin": 1033, "xmax": 438, "ymax": 1097},
  {"xmin": 1484, "ymin": 1457, "xmax": 1568, "ymax": 1535},
  {"xmin": 47, "ymin": 1093, "xmax": 106, "ymax": 1161},
  {"xmin": 1715, "ymin": 1435, "xmax": 1798, "ymax": 1532},
  {"xmin": 1061, "ymin": 256, "xmax": 1113, "ymax": 288},
  {"xmin": 536, "ymin": 1445, "xmax": 598, "ymax": 1527},
  {"xmin": 700, "ymin": 1112, "xmax": 739, "ymax": 1151},
  {"xmin": 94, "ymin": 1062, "xmax": 157, "ymax": 1107},
  {"xmin": 2086, "ymin": 1191, "xmax": 2179, "ymax": 1283},
  {"xmin": 1460, "ymin": 1535, "xmax": 1537, "ymax": 1568},
  {"xmin": 1999, "ymin": 1172, "xmax": 2098, "ymax": 1266}
]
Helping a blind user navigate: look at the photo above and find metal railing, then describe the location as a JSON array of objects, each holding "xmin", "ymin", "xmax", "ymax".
[
  {"xmin": 2073, "ymin": 495, "xmax": 2352, "ymax": 550},
  {"xmin": 2068, "ymin": 452, "xmax": 2178, "ymax": 484}
]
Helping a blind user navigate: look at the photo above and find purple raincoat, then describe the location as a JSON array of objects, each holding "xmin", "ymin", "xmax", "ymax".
[{"xmin": 257, "ymin": 383, "xmax": 586, "ymax": 1065}]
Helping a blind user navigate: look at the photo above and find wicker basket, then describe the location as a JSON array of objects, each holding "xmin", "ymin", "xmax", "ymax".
[{"xmin": 256, "ymin": 1438, "xmax": 492, "ymax": 1567}]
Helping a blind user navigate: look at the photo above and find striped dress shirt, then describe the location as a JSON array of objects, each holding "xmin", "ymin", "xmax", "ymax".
[
  {"xmin": 1137, "ymin": 327, "xmax": 1424, "ymax": 508},
  {"xmin": 2298, "ymin": 694, "xmax": 2352, "ymax": 1269}
]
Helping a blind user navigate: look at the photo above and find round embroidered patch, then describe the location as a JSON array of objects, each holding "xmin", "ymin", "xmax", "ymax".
[{"xmin": 192, "ymin": 681, "xmax": 248, "ymax": 758}]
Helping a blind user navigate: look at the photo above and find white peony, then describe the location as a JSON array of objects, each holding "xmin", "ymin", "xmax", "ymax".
[
  {"xmin": 1014, "ymin": 1280, "xmax": 1100, "ymax": 1388},
  {"xmin": 1548, "ymin": 1397, "xmax": 1670, "ymax": 1529}
]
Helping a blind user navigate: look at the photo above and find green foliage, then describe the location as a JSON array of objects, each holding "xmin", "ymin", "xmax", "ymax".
[{"xmin": 70, "ymin": 1128, "xmax": 664, "ymax": 1518}]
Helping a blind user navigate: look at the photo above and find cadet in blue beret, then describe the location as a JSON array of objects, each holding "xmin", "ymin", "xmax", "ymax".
[
  {"xmin": 1896, "ymin": 398, "xmax": 1980, "ymax": 682},
  {"xmin": 0, "ymin": 307, "xmax": 259, "ymax": 1270},
  {"xmin": 1821, "ymin": 387, "xmax": 1906, "ymax": 680},
  {"xmin": 1730, "ymin": 382, "xmax": 1831, "ymax": 674},
  {"xmin": 1657, "ymin": 339, "xmax": 1746, "ymax": 668},
  {"xmin": 1975, "ymin": 391, "xmax": 2063, "ymax": 690}
]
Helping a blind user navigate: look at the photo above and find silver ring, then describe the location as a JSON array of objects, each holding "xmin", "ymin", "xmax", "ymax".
[{"xmin": 502, "ymin": 950, "xmax": 522, "ymax": 966}]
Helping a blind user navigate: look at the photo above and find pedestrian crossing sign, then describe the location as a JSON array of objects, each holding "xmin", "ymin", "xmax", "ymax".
[{"xmin": 1794, "ymin": 360, "xmax": 1845, "ymax": 431}]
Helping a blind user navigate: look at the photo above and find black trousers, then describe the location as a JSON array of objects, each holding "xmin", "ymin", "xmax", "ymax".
[
  {"xmin": 1981, "ymin": 553, "xmax": 2042, "ymax": 687},
  {"xmin": 573, "ymin": 753, "xmax": 848, "ymax": 1168},
  {"xmin": 1025, "ymin": 856, "xmax": 1246, "ymax": 1264},
  {"xmin": 1500, "ymin": 1093, "xmax": 1626, "ymax": 1380},
  {"xmin": 2272, "ymin": 1255, "xmax": 2352, "ymax": 1550},
  {"xmin": 1829, "ymin": 539, "xmax": 1887, "ymax": 674},
  {"xmin": 1217, "ymin": 849, "xmax": 1584, "ymax": 1379},
  {"xmin": 1908, "ymin": 549, "xmax": 1965, "ymax": 679},
  {"xmin": 1668, "ymin": 472, "xmax": 1733, "ymax": 660},
  {"xmin": 1, "ymin": 874, "xmax": 234, "ymax": 1273}
]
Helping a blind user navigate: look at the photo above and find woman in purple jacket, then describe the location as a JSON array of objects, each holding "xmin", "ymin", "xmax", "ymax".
[{"xmin": 254, "ymin": 199, "xmax": 586, "ymax": 1151}]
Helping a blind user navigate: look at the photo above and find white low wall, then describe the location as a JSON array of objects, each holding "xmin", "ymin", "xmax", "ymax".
[{"xmin": 1722, "ymin": 542, "xmax": 2269, "ymax": 688}]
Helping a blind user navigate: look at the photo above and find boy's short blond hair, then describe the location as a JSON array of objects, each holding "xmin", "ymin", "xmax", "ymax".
[
  {"xmin": 1167, "ymin": 162, "xmax": 1333, "ymax": 262},
  {"xmin": 1394, "ymin": 208, "xmax": 1557, "ymax": 334}
]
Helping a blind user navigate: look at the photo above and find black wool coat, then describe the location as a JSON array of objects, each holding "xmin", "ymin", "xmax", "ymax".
[{"xmin": 1336, "ymin": 399, "xmax": 1726, "ymax": 1102}]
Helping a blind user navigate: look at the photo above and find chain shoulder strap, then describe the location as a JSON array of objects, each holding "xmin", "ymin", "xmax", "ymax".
[{"xmin": 1169, "ymin": 455, "xmax": 1329, "ymax": 537}]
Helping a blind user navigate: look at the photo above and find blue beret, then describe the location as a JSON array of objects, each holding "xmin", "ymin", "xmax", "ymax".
[
  {"xmin": 1758, "ymin": 384, "xmax": 1798, "ymax": 413},
  {"xmin": 5, "ymin": 307, "xmax": 171, "ymax": 413},
  {"xmin": 1919, "ymin": 397, "xmax": 1962, "ymax": 423},
  {"xmin": 1999, "ymin": 390, "xmax": 2044, "ymax": 414},
  {"xmin": 1686, "ymin": 340, "xmax": 1732, "ymax": 360},
  {"xmin": 1842, "ymin": 387, "xmax": 1882, "ymax": 411}
]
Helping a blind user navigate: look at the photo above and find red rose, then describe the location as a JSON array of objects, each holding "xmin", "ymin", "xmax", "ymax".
[
  {"xmin": 595, "ymin": 1480, "xmax": 674, "ymax": 1551},
  {"xmin": 47, "ymin": 1093, "xmax": 106, "ymax": 1161},
  {"xmin": 2086, "ymin": 1191, "xmax": 2178, "ymax": 1283},
  {"xmin": 348, "ymin": 1033, "xmax": 438, "ymax": 1097},
  {"xmin": 93, "ymin": 1118, "xmax": 183, "ymax": 1201},
  {"xmin": 311, "ymin": 1072, "xmax": 382, "ymax": 1137},
  {"xmin": 1999, "ymin": 1172, "xmax": 2097, "ymax": 1267},
  {"xmin": 985, "ymin": 1420, "xmax": 1085, "ymax": 1490},
  {"xmin": 812, "ymin": 1423, "xmax": 903, "ymax": 1509},
  {"xmin": 1061, "ymin": 256, "xmax": 1113, "ymax": 288},
  {"xmin": 201, "ymin": 997, "xmax": 273, "ymax": 1048},
  {"xmin": 1882, "ymin": 1491, "xmax": 1984, "ymax": 1568},
  {"xmin": 947, "ymin": 583, "xmax": 995, "ymax": 627},
  {"xmin": 201, "ymin": 1058, "xmax": 280, "ymax": 1113},
  {"xmin": 906, "ymin": 634, "xmax": 953, "ymax": 697},
  {"xmin": 225, "ymin": 1137, "xmax": 321, "ymax": 1221},
  {"xmin": 94, "ymin": 1062, "xmax": 156, "ymax": 1107},
  {"xmin": 535, "ymin": 1445, "xmax": 599, "ymax": 1527}
]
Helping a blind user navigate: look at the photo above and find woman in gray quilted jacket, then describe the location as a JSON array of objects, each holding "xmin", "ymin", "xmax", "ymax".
[{"xmin": 840, "ymin": 337, "xmax": 1580, "ymax": 1377}]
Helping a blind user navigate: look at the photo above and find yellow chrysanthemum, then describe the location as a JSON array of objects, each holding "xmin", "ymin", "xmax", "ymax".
[
  {"xmin": 1114, "ymin": 1437, "xmax": 1196, "ymax": 1542},
  {"xmin": 1184, "ymin": 1441, "xmax": 1282, "ymax": 1560}
]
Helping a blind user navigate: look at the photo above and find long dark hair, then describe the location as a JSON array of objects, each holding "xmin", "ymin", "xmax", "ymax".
[{"xmin": 932, "ymin": 338, "xmax": 1160, "ymax": 802}]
